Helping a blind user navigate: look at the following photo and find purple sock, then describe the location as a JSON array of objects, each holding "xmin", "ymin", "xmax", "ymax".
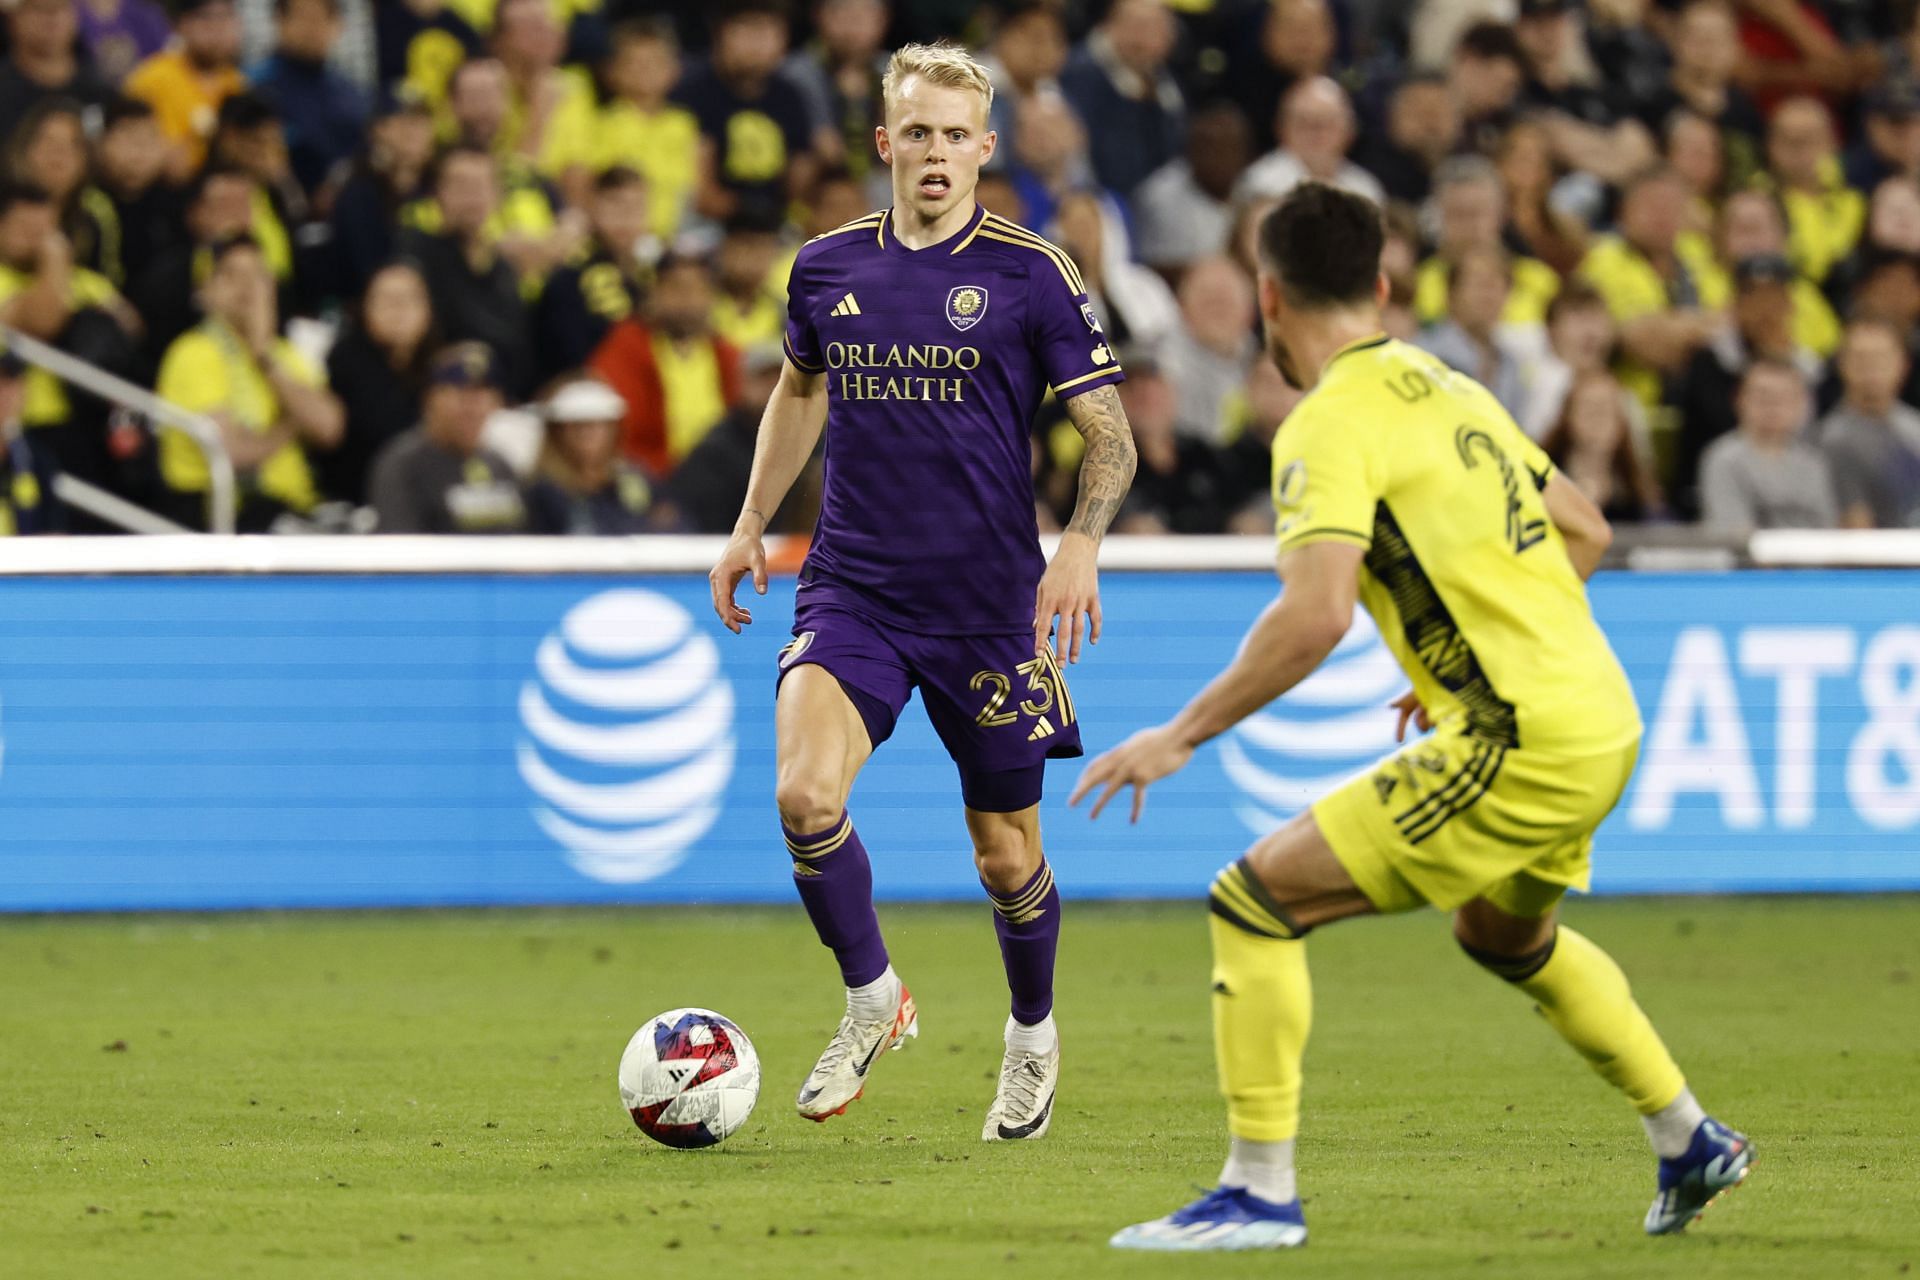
[
  {"xmin": 785, "ymin": 811, "xmax": 890, "ymax": 988},
  {"xmin": 985, "ymin": 860, "xmax": 1061, "ymax": 1025}
]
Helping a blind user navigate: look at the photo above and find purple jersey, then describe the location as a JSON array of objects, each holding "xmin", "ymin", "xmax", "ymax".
[{"xmin": 783, "ymin": 203, "xmax": 1124, "ymax": 635}]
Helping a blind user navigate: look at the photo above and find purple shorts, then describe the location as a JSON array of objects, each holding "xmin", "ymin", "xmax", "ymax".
[{"xmin": 776, "ymin": 603, "xmax": 1083, "ymax": 812}]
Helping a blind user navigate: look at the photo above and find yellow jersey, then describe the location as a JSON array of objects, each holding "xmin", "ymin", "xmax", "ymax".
[
  {"xmin": 156, "ymin": 323, "xmax": 322, "ymax": 514},
  {"xmin": 1271, "ymin": 335, "xmax": 1640, "ymax": 756}
]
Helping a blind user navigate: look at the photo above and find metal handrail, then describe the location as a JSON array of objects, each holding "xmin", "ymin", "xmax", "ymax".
[{"xmin": 1, "ymin": 323, "xmax": 237, "ymax": 534}]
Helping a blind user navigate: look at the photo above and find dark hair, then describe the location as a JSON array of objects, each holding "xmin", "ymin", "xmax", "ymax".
[
  {"xmin": 713, "ymin": 0, "xmax": 788, "ymax": 30},
  {"xmin": 1454, "ymin": 20, "xmax": 1527, "ymax": 65},
  {"xmin": 431, "ymin": 143, "xmax": 494, "ymax": 187},
  {"xmin": 593, "ymin": 164, "xmax": 647, "ymax": 195},
  {"xmin": 1546, "ymin": 278, "xmax": 1608, "ymax": 324},
  {"xmin": 1540, "ymin": 369, "xmax": 1661, "ymax": 518},
  {"xmin": 608, "ymin": 16, "xmax": 678, "ymax": 55},
  {"xmin": 0, "ymin": 178, "xmax": 54, "ymax": 219},
  {"xmin": 273, "ymin": 0, "xmax": 339, "ymax": 15},
  {"xmin": 101, "ymin": 94, "xmax": 156, "ymax": 130},
  {"xmin": 206, "ymin": 231, "xmax": 262, "ymax": 268},
  {"xmin": 653, "ymin": 251, "xmax": 712, "ymax": 281},
  {"xmin": 187, "ymin": 162, "xmax": 252, "ymax": 206},
  {"xmin": 5, "ymin": 98, "xmax": 86, "ymax": 190},
  {"xmin": 359, "ymin": 257, "xmax": 440, "ymax": 372},
  {"xmin": 217, "ymin": 91, "xmax": 280, "ymax": 134},
  {"xmin": 1256, "ymin": 182, "xmax": 1384, "ymax": 309}
]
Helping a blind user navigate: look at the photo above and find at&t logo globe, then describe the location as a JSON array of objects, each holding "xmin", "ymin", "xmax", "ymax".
[
  {"xmin": 518, "ymin": 590, "xmax": 735, "ymax": 883},
  {"xmin": 1220, "ymin": 615, "xmax": 1402, "ymax": 835}
]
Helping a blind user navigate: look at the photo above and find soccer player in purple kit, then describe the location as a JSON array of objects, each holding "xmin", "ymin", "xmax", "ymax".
[{"xmin": 708, "ymin": 42, "xmax": 1137, "ymax": 1141}]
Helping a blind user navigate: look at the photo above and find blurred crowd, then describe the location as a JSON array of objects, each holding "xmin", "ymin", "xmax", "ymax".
[{"xmin": 2, "ymin": 0, "xmax": 1918, "ymax": 538}]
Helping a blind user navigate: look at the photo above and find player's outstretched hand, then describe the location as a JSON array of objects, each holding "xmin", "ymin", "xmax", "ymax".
[
  {"xmin": 1035, "ymin": 532, "xmax": 1102, "ymax": 664},
  {"xmin": 1068, "ymin": 723, "xmax": 1193, "ymax": 824},
  {"xmin": 1390, "ymin": 689, "xmax": 1432, "ymax": 741},
  {"xmin": 709, "ymin": 532, "xmax": 767, "ymax": 634}
]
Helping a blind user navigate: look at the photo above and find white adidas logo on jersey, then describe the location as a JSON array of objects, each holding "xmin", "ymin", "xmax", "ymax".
[{"xmin": 830, "ymin": 292, "xmax": 862, "ymax": 317}]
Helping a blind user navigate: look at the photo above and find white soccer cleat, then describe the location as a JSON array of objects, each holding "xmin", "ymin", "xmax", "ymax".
[
  {"xmin": 794, "ymin": 979, "xmax": 917, "ymax": 1122},
  {"xmin": 982, "ymin": 1037, "xmax": 1059, "ymax": 1141},
  {"xmin": 1110, "ymin": 1187, "xmax": 1309, "ymax": 1251}
]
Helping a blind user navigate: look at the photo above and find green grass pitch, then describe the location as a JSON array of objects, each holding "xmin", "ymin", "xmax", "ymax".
[{"xmin": 2, "ymin": 897, "xmax": 1916, "ymax": 1279}]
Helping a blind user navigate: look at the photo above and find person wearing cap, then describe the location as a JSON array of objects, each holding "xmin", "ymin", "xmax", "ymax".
[
  {"xmin": 367, "ymin": 341, "xmax": 531, "ymax": 534},
  {"xmin": 125, "ymin": 0, "xmax": 249, "ymax": 182},
  {"xmin": 248, "ymin": 0, "xmax": 370, "ymax": 198},
  {"xmin": 1670, "ymin": 251, "xmax": 1824, "ymax": 518},
  {"xmin": 1681, "ymin": 188, "xmax": 1839, "ymax": 359},
  {"xmin": 1846, "ymin": 81, "xmax": 1920, "ymax": 190},
  {"xmin": 526, "ymin": 375, "xmax": 658, "ymax": 535},
  {"xmin": 154, "ymin": 233, "xmax": 342, "ymax": 529},
  {"xmin": 0, "ymin": 342, "xmax": 53, "ymax": 535},
  {"xmin": 325, "ymin": 83, "xmax": 434, "ymax": 300}
]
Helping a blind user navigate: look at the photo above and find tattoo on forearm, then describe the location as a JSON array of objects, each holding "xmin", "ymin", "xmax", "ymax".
[
  {"xmin": 1062, "ymin": 384, "xmax": 1137, "ymax": 542},
  {"xmin": 740, "ymin": 506, "xmax": 771, "ymax": 533}
]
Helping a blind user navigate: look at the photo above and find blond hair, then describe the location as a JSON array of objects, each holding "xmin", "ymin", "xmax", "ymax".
[{"xmin": 881, "ymin": 42, "xmax": 994, "ymax": 122}]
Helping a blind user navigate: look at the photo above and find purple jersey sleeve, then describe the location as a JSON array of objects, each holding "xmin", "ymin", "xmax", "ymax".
[
  {"xmin": 1027, "ymin": 260, "xmax": 1124, "ymax": 400},
  {"xmin": 783, "ymin": 252, "xmax": 823, "ymax": 373}
]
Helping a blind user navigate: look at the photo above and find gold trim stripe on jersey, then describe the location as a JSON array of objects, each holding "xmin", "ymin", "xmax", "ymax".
[
  {"xmin": 805, "ymin": 212, "xmax": 884, "ymax": 246},
  {"xmin": 982, "ymin": 214, "xmax": 1087, "ymax": 292},
  {"xmin": 1050, "ymin": 366, "xmax": 1121, "ymax": 396}
]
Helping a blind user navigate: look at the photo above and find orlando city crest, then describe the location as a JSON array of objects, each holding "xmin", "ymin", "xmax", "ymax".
[{"xmin": 946, "ymin": 285, "xmax": 988, "ymax": 331}]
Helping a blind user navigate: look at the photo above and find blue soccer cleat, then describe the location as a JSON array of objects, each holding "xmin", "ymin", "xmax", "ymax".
[
  {"xmin": 1110, "ymin": 1186, "xmax": 1308, "ymax": 1252},
  {"xmin": 1645, "ymin": 1117, "xmax": 1755, "ymax": 1235}
]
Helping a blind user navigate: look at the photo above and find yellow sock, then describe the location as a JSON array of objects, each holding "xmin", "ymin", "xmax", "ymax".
[
  {"xmin": 1208, "ymin": 860, "xmax": 1312, "ymax": 1142},
  {"xmin": 1515, "ymin": 926, "xmax": 1686, "ymax": 1115}
]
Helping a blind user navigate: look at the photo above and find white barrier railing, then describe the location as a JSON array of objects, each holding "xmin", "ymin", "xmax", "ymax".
[
  {"xmin": 1, "ymin": 323, "xmax": 238, "ymax": 535},
  {"xmin": 0, "ymin": 531, "xmax": 1913, "ymax": 575}
]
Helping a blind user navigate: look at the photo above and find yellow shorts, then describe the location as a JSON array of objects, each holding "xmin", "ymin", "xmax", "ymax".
[{"xmin": 1313, "ymin": 727, "xmax": 1640, "ymax": 919}]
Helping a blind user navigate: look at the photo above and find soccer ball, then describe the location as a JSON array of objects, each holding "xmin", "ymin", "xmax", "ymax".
[{"xmin": 618, "ymin": 1008, "xmax": 761, "ymax": 1149}]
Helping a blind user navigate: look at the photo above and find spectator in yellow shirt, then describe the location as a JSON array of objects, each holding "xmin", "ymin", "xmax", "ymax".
[
  {"xmin": 542, "ymin": 19, "xmax": 700, "ymax": 241},
  {"xmin": 710, "ymin": 212, "xmax": 786, "ymax": 350},
  {"xmin": 0, "ymin": 179, "xmax": 143, "ymax": 491},
  {"xmin": 124, "ymin": 0, "xmax": 248, "ymax": 181},
  {"xmin": 1766, "ymin": 95, "xmax": 1865, "ymax": 287},
  {"xmin": 155, "ymin": 234, "xmax": 344, "ymax": 529},
  {"xmin": 1682, "ymin": 188, "xmax": 1841, "ymax": 358},
  {"xmin": 1413, "ymin": 156, "xmax": 1559, "ymax": 330},
  {"xmin": 1576, "ymin": 167, "xmax": 1723, "ymax": 408}
]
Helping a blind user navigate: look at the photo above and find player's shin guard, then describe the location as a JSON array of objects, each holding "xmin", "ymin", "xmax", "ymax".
[
  {"xmin": 985, "ymin": 859, "xmax": 1060, "ymax": 1025},
  {"xmin": 786, "ymin": 812, "xmax": 890, "ymax": 988},
  {"xmin": 1467, "ymin": 925, "xmax": 1687, "ymax": 1115},
  {"xmin": 1208, "ymin": 860, "xmax": 1312, "ymax": 1142}
]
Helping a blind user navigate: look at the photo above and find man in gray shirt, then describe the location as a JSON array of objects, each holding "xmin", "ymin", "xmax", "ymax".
[
  {"xmin": 368, "ymin": 342, "xmax": 531, "ymax": 534},
  {"xmin": 1817, "ymin": 317, "xmax": 1920, "ymax": 528},
  {"xmin": 1699, "ymin": 357, "xmax": 1838, "ymax": 533}
]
